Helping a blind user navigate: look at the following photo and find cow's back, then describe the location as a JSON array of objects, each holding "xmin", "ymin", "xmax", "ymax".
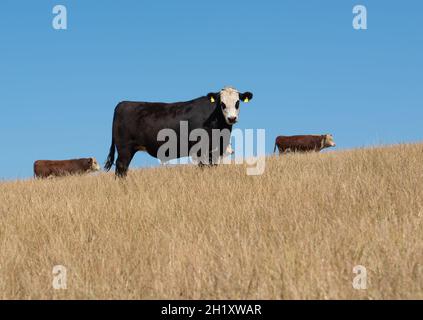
[
  {"xmin": 114, "ymin": 97, "xmax": 214, "ymax": 131},
  {"xmin": 33, "ymin": 159, "xmax": 92, "ymax": 178},
  {"xmin": 276, "ymin": 135, "xmax": 323, "ymax": 151}
]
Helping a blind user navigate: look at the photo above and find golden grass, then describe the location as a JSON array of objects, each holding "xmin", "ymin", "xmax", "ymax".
[{"xmin": 0, "ymin": 143, "xmax": 422, "ymax": 299}]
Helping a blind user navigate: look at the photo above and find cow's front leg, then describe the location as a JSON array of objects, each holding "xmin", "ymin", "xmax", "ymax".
[
  {"xmin": 209, "ymin": 151, "xmax": 220, "ymax": 167},
  {"xmin": 196, "ymin": 153, "xmax": 218, "ymax": 168}
]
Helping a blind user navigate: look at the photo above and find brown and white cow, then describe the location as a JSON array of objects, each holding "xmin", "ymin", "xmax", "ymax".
[
  {"xmin": 274, "ymin": 134, "xmax": 336, "ymax": 154},
  {"xmin": 34, "ymin": 158, "xmax": 101, "ymax": 178}
]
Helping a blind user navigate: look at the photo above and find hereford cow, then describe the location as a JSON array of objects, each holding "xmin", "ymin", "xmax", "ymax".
[
  {"xmin": 34, "ymin": 158, "xmax": 101, "ymax": 178},
  {"xmin": 274, "ymin": 134, "xmax": 336, "ymax": 154},
  {"xmin": 104, "ymin": 86, "xmax": 253, "ymax": 177}
]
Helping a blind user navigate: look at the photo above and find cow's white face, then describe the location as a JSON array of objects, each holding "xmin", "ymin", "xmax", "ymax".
[
  {"xmin": 90, "ymin": 158, "xmax": 101, "ymax": 171},
  {"xmin": 323, "ymin": 134, "xmax": 336, "ymax": 148},
  {"xmin": 207, "ymin": 87, "xmax": 253, "ymax": 126},
  {"xmin": 220, "ymin": 87, "xmax": 241, "ymax": 125}
]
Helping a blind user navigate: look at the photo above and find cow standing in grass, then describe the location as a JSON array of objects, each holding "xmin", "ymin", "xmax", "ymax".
[
  {"xmin": 274, "ymin": 134, "xmax": 336, "ymax": 154},
  {"xmin": 105, "ymin": 87, "xmax": 253, "ymax": 177},
  {"xmin": 34, "ymin": 158, "xmax": 101, "ymax": 178}
]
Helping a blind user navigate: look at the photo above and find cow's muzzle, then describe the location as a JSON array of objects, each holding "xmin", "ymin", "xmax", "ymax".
[{"xmin": 227, "ymin": 117, "xmax": 237, "ymax": 125}]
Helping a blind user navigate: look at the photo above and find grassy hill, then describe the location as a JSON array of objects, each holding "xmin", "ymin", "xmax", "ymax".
[{"xmin": 0, "ymin": 143, "xmax": 422, "ymax": 299}]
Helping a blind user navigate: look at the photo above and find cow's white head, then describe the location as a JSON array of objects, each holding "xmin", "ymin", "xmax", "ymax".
[
  {"xmin": 207, "ymin": 86, "xmax": 253, "ymax": 125},
  {"xmin": 89, "ymin": 158, "xmax": 101, "ymax": 171},
  {"xmin": 322, "ymin": 134, "xmax": 336, "ymax": 148}
]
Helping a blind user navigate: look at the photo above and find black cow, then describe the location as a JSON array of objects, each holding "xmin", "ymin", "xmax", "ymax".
[{"xmin": 104, "ymin": 87, "xmax": 253, "ymax": 177}]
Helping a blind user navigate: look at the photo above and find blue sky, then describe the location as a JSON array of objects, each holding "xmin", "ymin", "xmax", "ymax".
[{"xmin": 0, "ymin": 1, "xmax": 422, "ymax": 179}]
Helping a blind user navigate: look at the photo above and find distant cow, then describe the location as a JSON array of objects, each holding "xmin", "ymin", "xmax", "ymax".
[
  {"xmin": 274, "ymin": 134, "xmax": 336, "ymax": 154},
  {"xmin": 34, "ymin": 158, "xmax": 101, "ymax": 178},
  {"xmin": 105, "ymin": 86, "xmax": 253, "ymax": 177}
]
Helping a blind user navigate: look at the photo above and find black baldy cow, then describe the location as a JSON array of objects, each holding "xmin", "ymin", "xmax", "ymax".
[
  {"xmin": 274, "ymin": 134, "xmax": 336, "ymax": 154},
  {"xmin": 104, "ymin": 87, "xmax": 253, "ymax": 177}
]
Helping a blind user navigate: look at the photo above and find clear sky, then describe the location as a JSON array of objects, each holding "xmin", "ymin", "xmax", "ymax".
[{"xmin": 1, "ymin": 1, "xmax": 422, "ymax": 179}]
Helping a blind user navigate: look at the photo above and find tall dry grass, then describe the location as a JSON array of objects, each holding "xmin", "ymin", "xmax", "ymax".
[{"xmin": 0, "ymin": 143, "xmax": 422, "ymax": 299}]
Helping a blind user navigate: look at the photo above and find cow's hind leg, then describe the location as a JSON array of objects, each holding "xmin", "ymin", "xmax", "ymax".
[{"xmin": 115, "ymin": 148, "xmax": 135, "ymax": 178}]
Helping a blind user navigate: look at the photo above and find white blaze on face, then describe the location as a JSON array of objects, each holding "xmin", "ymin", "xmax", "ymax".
[
  {"xmin": 91, "ymin": 158, "xmax": 101, "ymax": 171},
  {"xmin": 219, "ymin": 87, "xmax": 241, "ymax": 125},
  {"xmin": 324, "ymin": 134, "xmax": 336, "ymax": 148}
]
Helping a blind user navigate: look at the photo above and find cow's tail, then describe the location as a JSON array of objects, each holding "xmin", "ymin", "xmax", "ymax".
[
  {"xmin": 273, "ymin": 140, "xmax": 277, "ymax": 154},
  {"xmin": 104, "ymin": 136, "xmax": 115, "ymax": 171},
  {"xmin": 104, "ymin": 111, "xmax": 117, "ymax": 172}
]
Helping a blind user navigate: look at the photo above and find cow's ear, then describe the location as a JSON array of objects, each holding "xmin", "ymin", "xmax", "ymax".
[
  {"xmin": 239, "ymin": 92, "xmax": 253, "ymax": 103},
  {"xmin": 207, "ymin": 92, "xmax": 218, "ymax": 104},
  {"xmin": 88, "ymin": 158, "xmax": 93, "ymax": 165}
]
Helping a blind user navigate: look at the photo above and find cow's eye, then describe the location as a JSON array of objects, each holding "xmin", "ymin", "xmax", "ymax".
[
  {"xmin": 235, "ymin": 101, "xmax": 240, "ymax": 110},
  {"xmin": 221, "ymin": 103, "xmax": 226, "ymax": 110}
]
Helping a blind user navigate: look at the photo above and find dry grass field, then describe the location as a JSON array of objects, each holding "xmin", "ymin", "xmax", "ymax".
[{"xmin": 0, "ymin": 143, "xmax": 422, "ymax": 299}]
